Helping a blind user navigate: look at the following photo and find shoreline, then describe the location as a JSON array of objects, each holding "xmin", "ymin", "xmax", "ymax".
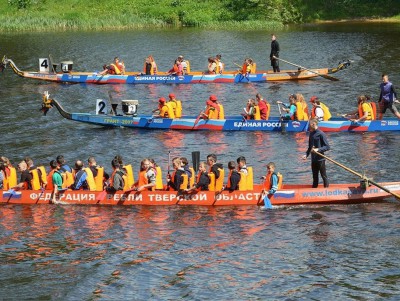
[{"xmin": 0, "ymin": 17, "xmax": 398, "ymax": 33}]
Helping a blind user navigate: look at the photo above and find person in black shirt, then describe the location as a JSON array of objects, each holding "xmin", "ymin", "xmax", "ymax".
[
  {"xmin": 270, "ymin": 34, "xmax": 280, "ymax": 73},
  {"xmin": 224, "ymin": 161, "xmax": 241, "ymax": 192},
  {"xmin": 186, "ymin": 162, "xmax": 210, "ymax": 192},
  {"xmin": 302, "ymin": 118, "xmax": 330, "ymax": 188},
  {"xmin": 167, "ymin": 157, "xmax": 185, "ymax": 192},
  {"xmin": 16, "ymin": 161, "xmax": 32, "ymax": 190}
]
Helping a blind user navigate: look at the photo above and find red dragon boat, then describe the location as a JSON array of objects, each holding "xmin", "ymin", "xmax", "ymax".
[{"xmin": 2, "ymin": 182, "xmax": 399, "ymax": 206}]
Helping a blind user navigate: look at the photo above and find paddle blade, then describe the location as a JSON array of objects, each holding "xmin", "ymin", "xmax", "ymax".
[
  {"xmin": 263, "ymin": 195, "xmax": 273, "ymax": 209},
  {"xmin": 321, "ymin": 74, "xmax": 339, "ymax": 81},
  {"xmin": 96, "ymin": 190, "xmax": 107, "ymax": 202},
  {"xmin": 192, "ymin": 151, "xmax": 200, "ymax": 172}
]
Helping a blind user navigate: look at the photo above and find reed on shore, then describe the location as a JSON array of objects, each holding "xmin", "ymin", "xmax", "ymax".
[{"xmin": 0, "ymin": 0, "xmax": 399, "ymax": 32}]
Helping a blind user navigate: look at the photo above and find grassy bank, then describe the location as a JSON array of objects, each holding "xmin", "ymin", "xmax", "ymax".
[{"xmin": 0, "ymin": 0, "xmax": 399, "ymax": 32}]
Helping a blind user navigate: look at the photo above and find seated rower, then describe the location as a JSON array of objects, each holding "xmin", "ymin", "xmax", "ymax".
[
  {"xmin": 168, "ymin": 93, "xmax": 182, "ymax": 118},
  {"xmin": 310, "ymin": 96, "xmax": 332, "ymax": 121},
  {"xmin": 277, "ymin": 94, "xmax": 297, "ymax": 120},
  {"xmin": 207, "ymin": 57, "xmax": 218, "ymax": 74},
  {"xmin": 241, "ymin": 58, "xmax": 254, "ymax": 76},
  {"xmin": 143, "ymin": 55, "xmax": 158, "ymax": 75},
  {"xmin": 71, "ymin": 160, "xmax": 88, "ymax": 190},
  {"xmin": 152, "ymin": 97, "xmax": 175, "ymax": 118},
  {"xmin": 296, "ymin": 93, "xmax": 309, "ymax": 121},
  {"xmin": 223, "ymin": 161, "xmax": 241, "ymax": 192},
  {"xmin": 14, "ymin": 161, "xmax": 32, "ymax": 190},
  {"xmin": 178, "ymin": 55, "xmax": 190, "ymax": 74},
  {"xmin": 99, "ymin": 57, "xmax": 125, "ymax": 75},
  {"xmin": 49, "ymin": 160, "xmax": 63, "ymax": 193},
  {"xmin": 243, "ymin": 99, "xmax": 257, "ymax": 120},
  {"xmin": 256, "ymin": 93, "xmax": 270, "ymax": 120},
  {"xmin": 167, "ymin": 157, "xmax": 186, "ymax": 192},
  {"xmin": 237, "ymin": 156, "xmax": 248, "ymax": 175},
  {"xmin": 168, "ymin": 59, "xmax": 183, "ymax": 76},
  {"xmin": 342, "ymin": 95, "xmax": 376, "ymax": 122},
  {"xmin": 185, "ymin": 162, "xmax": 210, "ymax": 192},
  {"xmin": 132, "ymin": 159, "xmax": 156, "ymax": 192},
  {"xmin": 215, "ymin": 54, "xmax": 224, "ymax": 74},
  {"xmin": 106, "ymin": 159, "xmax": 125, "ymax": 193},
  {"xmin": 201, "ymin": 95, "xmax": 224, "ymax": 120}
]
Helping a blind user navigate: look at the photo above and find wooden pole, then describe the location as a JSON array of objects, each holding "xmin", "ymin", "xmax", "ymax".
[{"xmin": 313, "ymin": 150, "xmax": 400, "ymax": 200}]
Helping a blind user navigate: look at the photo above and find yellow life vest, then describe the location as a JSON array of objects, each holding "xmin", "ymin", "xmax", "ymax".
[
  {"xmin": 62, "ymin": 171, "xmax": 74, "ymax": 189},
  {"xmin": 278, "ymin": 172, "xmax": 283, "ymax": 189},
  {"xmin": 184, "ymin": 60, "xmax": 190, "ymax": 73},
  {"xmin": 215, "ymin": 63, "xmax": 220, "ymax": 74},
  {"xmin": 110, "ymin": 63, "xmax": 122, "ymax": 75},
  {"xmin": 215, "ymin": 168, "xmax": 224, "ymax": 191},
  {"xmin": 165, "ymin": 102, "xmax": 176, "ymax": 119},
  {"xmin": 207, "ymin": 106, "xmax": 218, "ymax": 119},
  {"xmin": 155, "ymin": 166, "xmax": 163, "ymax": 190},
  {"xmin": 246, "ymin": 166, "xmax": 254, "ymax": 190},
  {"xmin": 296, "ymin": 102, "xmax": 305, "ymax": 120},
  {"xmin": 30, "ymin": 169, "xmax": 41, "ymax": 190},
  {"xmin": 94, "ymin": 167, "xmax": 104, "ymax": 191},
  {"xmin": 358, "ymin": 102, "xmax": 374, "ymax": 121},
  {"xmin": 3, "ymin": 167, "xmax": 17, "ymax": 190},
  {"xmin": 36, "ymin": 166, "xmax": 47, "ymax": 187},
  {"xmin": 175, "ymin": 100, "xmax": 182, "ymax": 118},
  {"xmin": 180, "ymin": 173, "xmax": 188, "ymax": 190},
  {"xmin": 83, "ymin": 167, "xmax": 97, "ymax": 191},
  {"xmin": 208, "ymin": 173, "xmax": 216, "ymax": 191},
  {"xmin": 123, "ymin": 164, "xmax": 134, "ymax": 188},
  {"xmin": 251, "ymin": 63, "xmax": 257, "ymax": 73},
  {"xmin": 238, "ymin": 171, "xmax": 247, "ymax": 191},
  {"xmin": 189, "ymin": 167, "xmax": 195, "ymax": 187},
  {"xmin": 218, "ymin": 104, "xmax": 225, "ymax": 120},
  {"xmin": 320, "ymin": 102, "xmax": 332, "ymax": 121},
  {"xmin": 254, "ymin": 106, "xmax": 261, "ymax": 120}
]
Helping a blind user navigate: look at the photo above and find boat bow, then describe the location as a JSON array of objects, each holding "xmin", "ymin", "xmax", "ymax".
[
  {"xmin": 41, "ymin": 91, "xmax": 72, "ymax": 120},
  {"xmin": 328, "ymin": 59, "xmax": 351, "ymax": 74},
  {"xmin": 1, "ymin": 55, "xmax": 24, "ymax": 77}
]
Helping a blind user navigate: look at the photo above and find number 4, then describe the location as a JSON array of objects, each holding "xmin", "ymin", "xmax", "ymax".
[{"xmin": 41, "ymin": 59, "xmax": 49, "ymax": 68}]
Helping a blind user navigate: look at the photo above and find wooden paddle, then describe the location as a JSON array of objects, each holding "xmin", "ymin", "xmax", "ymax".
[
  {"xmin": 277, "ymin": 103, "xmax": 287, "ymax": 133},
  {"xmin": 192, "ymin": 151, "xmax": 200, "ymax": 173},
  {"xmin": 313, "ymin": 150, "xmax": 400, "ymax": 200},
  {"xmin": 273, "ymin": 56, "xmax": 339, "ymax": 81}
]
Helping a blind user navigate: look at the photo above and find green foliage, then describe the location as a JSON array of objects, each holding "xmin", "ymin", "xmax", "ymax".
[{"xmin": 0, "ymin": 0, "xmax": 399, "ymax": 31}]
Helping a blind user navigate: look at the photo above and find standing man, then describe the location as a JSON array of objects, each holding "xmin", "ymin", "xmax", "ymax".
[
  {"xmin": 302, "ymin": 118, "xmax": 330, "ymax": 188},
  {"xmin": 270, "ymin": 34, "xmax": 280, "ymax": 73},
  {"xmin": 378, "ymin": 74, "xmax": 400, "ymax": 119}
]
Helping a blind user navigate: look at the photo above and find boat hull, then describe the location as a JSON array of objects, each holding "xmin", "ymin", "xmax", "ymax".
[
  {"xmin": 17, "ymin": 69, "xmax": 333, "ymax": 84},
  {"xmin": 69, "ymin": 114, "xmax": 400, "ymax": 132},
  {"xmin": 2, "ymin": 182, "xmax": 399, "ymax": 206}
]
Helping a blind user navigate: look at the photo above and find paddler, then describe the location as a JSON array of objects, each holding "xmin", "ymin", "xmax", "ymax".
[{"xmin": 342, "ymin": 95, "xmax": 376, "ymax": 122}]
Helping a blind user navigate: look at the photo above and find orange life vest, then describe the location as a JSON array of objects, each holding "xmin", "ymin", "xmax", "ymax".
[
  {"xmin": 263, "ymin": 172, "xmax": 283, "ymax": 191},
  {"xmin": 46, "ymin": 169, "xmax": 56, "ymax": 191},
  {"xmin": 138, "ymin": 170, "xmax": 155, "ymax": 191}
]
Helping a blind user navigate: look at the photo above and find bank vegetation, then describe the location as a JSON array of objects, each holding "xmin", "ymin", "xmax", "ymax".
[{"xmin": 0, "ymin": 0, "xmax": 399, "ymax": 31}]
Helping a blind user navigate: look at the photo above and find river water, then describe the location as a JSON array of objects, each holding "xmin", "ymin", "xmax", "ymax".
[{"xmin": 0, "ymin": 23, "xmax": 400, "ymax": 299}]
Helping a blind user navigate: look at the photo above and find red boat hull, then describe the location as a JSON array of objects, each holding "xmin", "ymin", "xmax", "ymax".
[{"xmin": 2, "ymin": 182, "xmax": 399, "ymax": 206}]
